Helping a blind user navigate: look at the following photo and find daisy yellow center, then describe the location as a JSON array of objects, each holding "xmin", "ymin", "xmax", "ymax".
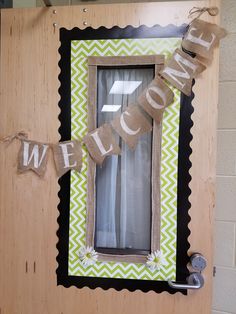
[
  {"xmin": 153, "ymin": 257, "xmax": 160, "ymax": 263},
  {"xmin": 85, "ymin": 252, "xmax": 92, "ymax": 258}
]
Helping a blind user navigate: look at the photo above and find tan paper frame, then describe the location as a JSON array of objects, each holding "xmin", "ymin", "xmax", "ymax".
[{"xmin": 86, "ymin": 55, "xmax": 164, "ymax": 263}]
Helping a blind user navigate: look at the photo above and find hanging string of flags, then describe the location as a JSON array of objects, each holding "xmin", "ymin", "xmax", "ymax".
[{"xmin": 0, "ymin": 9, "xmax": 227, "ymax": 178}]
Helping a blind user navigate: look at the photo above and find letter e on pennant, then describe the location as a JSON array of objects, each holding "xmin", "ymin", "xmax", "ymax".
[
  {"xmin": 182, "ymin": 19, "xmax": 227, "ymax": 59},
  {"xmin": 52, "ymin": 140, "xmax": 83, "ymax": 177}
]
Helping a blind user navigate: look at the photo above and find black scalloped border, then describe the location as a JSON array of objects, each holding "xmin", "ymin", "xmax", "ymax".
[{"xmin": 57, "ymin": 24, "xmax": 193, "ymax": 295}]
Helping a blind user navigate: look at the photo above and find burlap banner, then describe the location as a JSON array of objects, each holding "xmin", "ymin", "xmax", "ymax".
[
  {"xmin": 111, "ymin": 105, "xmax": 152, "ymax": 150},
  {"xmin": 160, "ymin": 48, "xmax": 206, "ymax": 96},
  {"xmin": 18, "ymin": 140, "xmax": 50, "ymax": 176},
  {"xmin": 0, "ymin": 12, "xmax": 227, "ymax": 177},
  {"xmin": 138, "ymin": 77, "xmax": 174, "ymax": 123},
  {"xmin": 83, "ymin": 124, "xmax": 121, "ymax": 165},
  {"xmin": 52, "ymin": 140, "xmax": 83, "ymax": 177},
  {"xmin": 182, "ymin": 19, "xmax": 227, "ymax": 59}
]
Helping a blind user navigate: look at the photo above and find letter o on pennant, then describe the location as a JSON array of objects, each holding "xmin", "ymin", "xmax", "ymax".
[{"xmin": 139, "ymin": 77, "xmax": 174, "ymax": 123}]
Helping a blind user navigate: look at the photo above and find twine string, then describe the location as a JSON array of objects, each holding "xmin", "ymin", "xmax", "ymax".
[
  {"xmin": 188, "ymin": 6, "xmax": 219, "ymax": 24},
  {"xmin": 0, "ymin": 131, "xmax": 28, "ymax": 144}
]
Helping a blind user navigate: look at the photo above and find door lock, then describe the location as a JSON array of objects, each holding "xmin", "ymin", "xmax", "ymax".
[{"xmin": 190, "ymin": 253, "xmax": 207, "ymax": 272}]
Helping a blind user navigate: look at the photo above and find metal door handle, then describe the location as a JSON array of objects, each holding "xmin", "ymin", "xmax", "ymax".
[{"xmin": 168, "ymin": 272, "xmax": 204, "ymax": 290}]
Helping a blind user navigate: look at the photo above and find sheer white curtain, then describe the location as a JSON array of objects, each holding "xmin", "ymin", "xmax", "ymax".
[{"xmin": 95, "ymin": 67, "xmax": 153, "ymax": 252}]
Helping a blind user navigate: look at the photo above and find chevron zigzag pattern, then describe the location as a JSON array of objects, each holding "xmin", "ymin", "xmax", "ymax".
[{"xmin": 69, "ymin": 38, "xmax": 181, "ymax": 281}]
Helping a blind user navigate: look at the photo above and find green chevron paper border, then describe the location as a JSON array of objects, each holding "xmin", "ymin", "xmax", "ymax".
[{"xmin": 69, "ymin": 38, "xmax": 181, "ymax": 281}]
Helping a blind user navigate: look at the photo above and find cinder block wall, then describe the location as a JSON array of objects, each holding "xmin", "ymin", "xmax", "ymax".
[
  {"xmin": 12, "ymin": 1, "xmax": 236, "ymax": 313},
  {"xmin": 213, "ymin": 1, "xmax": 236, "ymax": 314}
]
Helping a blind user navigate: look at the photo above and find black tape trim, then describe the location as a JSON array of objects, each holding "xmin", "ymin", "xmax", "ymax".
[{"xmin": 57, "ymin": 24, "xmax": 192, "ymax": 295}]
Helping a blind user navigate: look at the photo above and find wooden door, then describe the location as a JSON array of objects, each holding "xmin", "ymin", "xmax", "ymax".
[{"xmin": 0, "ymin": 1, "xmax": 220, "ymax": 313}]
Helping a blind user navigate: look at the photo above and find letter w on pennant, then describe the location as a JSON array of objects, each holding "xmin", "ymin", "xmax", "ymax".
[{"xmin": 18, "ymin": 140, "xmax": 49, "ymax": 176}]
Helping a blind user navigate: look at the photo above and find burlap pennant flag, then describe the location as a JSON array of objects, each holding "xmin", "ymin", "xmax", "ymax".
[
  {"xmin": 182, "ymin": 19, "xmax": 227, "ymax": 59},
  {"xmin": 138, "ymin": 77, "xmax": 174, "ymax": 123},
  {"xmin": 18, "ymin": 140, "xmax": 49, "ymax": 176},
  {"xmin": 111, "ymin": 105, "xmax": 152, "ymax": 150},
  {"xmin": 52, "ymin": 140, "xmax": 82, "ymax": 177},
  {"xmin": 160, "ymin": 48, "xmax": 206, "ymax": 96},
  {"xmin": 83, "ymin": 123, "xmax": 121, "ymax": 165}
]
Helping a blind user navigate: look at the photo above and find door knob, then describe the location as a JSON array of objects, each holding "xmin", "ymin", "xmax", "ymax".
[{"xmin": 168, "ymin": 272, "xmax": 204, "ymax": 290}]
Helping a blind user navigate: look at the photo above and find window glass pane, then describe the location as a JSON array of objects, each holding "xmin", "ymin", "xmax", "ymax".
[
  {"xmin": 0, "ymin": 0, "xmax": 12, "ymax": 8},
  {"xmin": 95, "ymin": 66, "xmax": 154, "ymax": 254}
]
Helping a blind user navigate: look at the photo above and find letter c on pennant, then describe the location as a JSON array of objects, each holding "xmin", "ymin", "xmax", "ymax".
[{"xmin": 120, "ymin": 111, "xmax": 141, "ymax": 136}]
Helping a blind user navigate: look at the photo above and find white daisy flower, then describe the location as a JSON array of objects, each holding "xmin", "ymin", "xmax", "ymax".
[
  {"xmin": 79, "ymin": 246, "xmax": 98, "ymax": 267},
  {"xmin": 146, "ymin": 250, "xmax": 168, "ymax": 271}
]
